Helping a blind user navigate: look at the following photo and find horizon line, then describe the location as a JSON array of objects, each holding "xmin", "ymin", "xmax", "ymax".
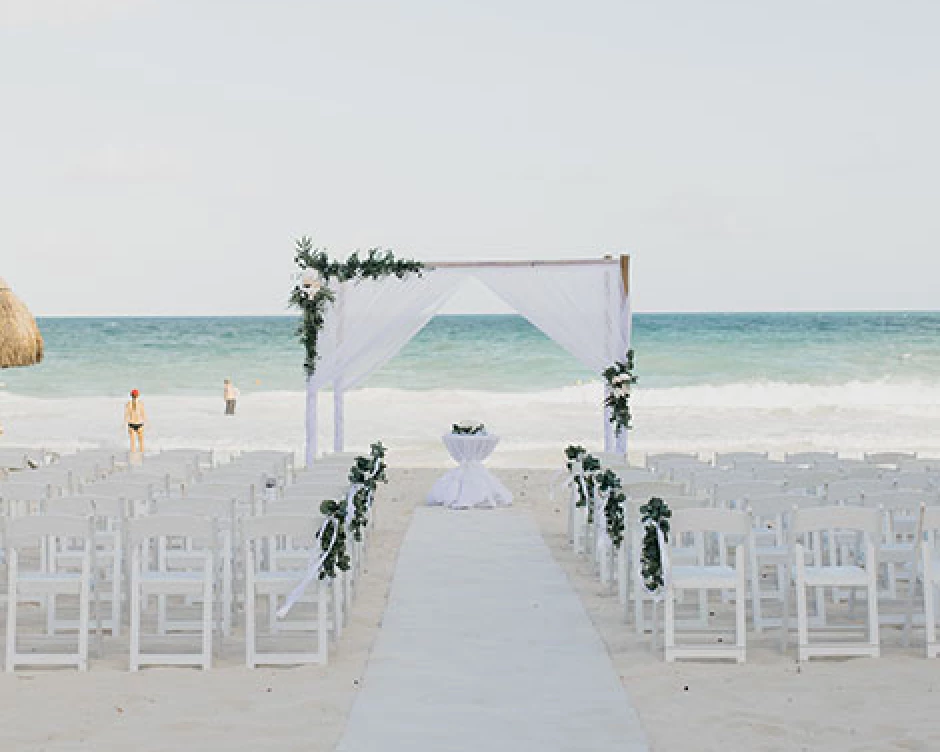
[{"xmin": 31, "ymin": 308, "xmax": 940, "ymax": 319}]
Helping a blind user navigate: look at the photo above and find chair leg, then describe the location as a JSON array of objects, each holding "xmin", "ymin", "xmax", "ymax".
[
  {"xmin": 780, "ymin": 563, "xmax": 790, "ymax": 655},
  {"xmin": 795, "ymin": 545, "xmax": 809, "ymax": 662},
  {"xmin": 663, "ymin": 588, "xmax": 674, "ymax": 662},
  {"xmin": 201, "ymin": 558, "xmax": 213, "ymax": 671},
  {"xmin": 78, "ymin": 554, "xmax": 91, "ymax": 672},
  {"xmin": 750, "ymin": 546, "xmax": 762, "ymax": 634},
  {"xmin": 925, "ymin": 548, "xmax": 937, "ymax": 657},
  {"xmin": 317, "ymin": 580, "xmax": 329, "ymax": 664},
  {"xmin": 735, "ymin": 546, "xmax": 746, "ymax": 663},
  {"xmin": 6, "ymin": 555, "xmax": 18, "ymax": 672},
  {"xmin": 244, "ymin": 550, "xmax": 256, "ymax": 669}
]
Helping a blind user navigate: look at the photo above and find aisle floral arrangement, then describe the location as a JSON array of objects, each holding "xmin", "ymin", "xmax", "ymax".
[{"xmin": 318, "ymin": 441, "xmax": 388, "ymax": 580}]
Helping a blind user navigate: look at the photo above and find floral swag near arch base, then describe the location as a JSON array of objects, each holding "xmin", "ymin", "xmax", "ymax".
[{"xmin": 603, "ymin": 348, "xmax": 636, "ymax": 437}]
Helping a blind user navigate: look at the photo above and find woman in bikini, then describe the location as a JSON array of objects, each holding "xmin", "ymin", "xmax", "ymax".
[{"xmin": 124, "ymin": 388, "xmax": 148, "ymax": 453}]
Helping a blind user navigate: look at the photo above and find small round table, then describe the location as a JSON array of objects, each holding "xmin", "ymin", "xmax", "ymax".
[{"xmin": 427, "ymin": 434, "xmax": 514, "ymax": 509}]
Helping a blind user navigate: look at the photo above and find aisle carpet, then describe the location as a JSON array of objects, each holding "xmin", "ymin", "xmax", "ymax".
[{"xmin": 336, "ymin": 506, "xmax": 649, "ymax": 751}]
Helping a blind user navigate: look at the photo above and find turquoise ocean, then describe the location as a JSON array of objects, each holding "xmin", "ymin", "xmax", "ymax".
[
  {"xmin": 2, "ymin": 313, "xmax": 939, "ymax": 397},
  {"xmin": 1, "ymin": 313, "xmax": 938, "ymax": 460}
]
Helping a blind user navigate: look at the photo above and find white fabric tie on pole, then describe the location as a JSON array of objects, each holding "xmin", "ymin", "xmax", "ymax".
[{"xmin": 276, "ymin": 516, "xmax": 337, "ymax": 619}]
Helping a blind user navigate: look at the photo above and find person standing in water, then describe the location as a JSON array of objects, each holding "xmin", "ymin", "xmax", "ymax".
[
  {"xmin": 223, "ymin": 378, "xmax": 239, "ymax": 415},
  {"xmin": 124, "ymin": 388, "xmax": 147, "ymax": 453}
]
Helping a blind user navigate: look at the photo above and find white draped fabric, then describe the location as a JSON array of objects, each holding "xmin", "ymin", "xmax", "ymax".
[
  {"xmin": 427, "ymin": 434, "xmax": 513, "ymax": 509},
  {"xmin": 304, "ymin": 270, "xmax": 463, "ymax": 462},
  {"xmin": 304, "ymin": 260, "xmax": 632, "ymax": 463}
]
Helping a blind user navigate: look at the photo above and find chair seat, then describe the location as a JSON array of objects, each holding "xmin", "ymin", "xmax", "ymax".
[
  {"xmin": 139, "ymin": 571, "xmax": 208, "ymax": 595},
  {"xmin": 253, "ymin": 571, "xmax": 322, "ymax": 597},
  {"xmin": 672, "ymin": 565, "xmax": 737, "ymax": 588},
  {"xmin": 799, "ymin": 565, "xmax": 869, "ymax": 587},
  {"xmin": 880, "ymin": 542, "xmax": 916, "ymax": 562},
  {"xmin": 16, "ymin": 572, "xmax": 83, "ymax": 595}
]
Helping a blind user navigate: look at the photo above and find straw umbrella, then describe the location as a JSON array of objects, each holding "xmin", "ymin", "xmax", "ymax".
[{"xmin": 0, "ymin": 276, "xmax": 44, "ymax": 368}]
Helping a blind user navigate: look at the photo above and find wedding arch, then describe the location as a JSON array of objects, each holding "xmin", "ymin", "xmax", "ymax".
[{"xmin": 300, "ymin": 255, "xmax": 632, "ymax": 465}]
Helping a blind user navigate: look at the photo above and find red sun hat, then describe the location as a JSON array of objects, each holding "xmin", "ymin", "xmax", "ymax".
[{"xmin": 130, "ymin": 389, "xmax": 140, "ymax": 398}]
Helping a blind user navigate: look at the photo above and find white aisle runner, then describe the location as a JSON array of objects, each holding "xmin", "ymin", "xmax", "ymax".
[{"xmin": 336, "ymin": 507, "xmax": 649, "ymax": 752}]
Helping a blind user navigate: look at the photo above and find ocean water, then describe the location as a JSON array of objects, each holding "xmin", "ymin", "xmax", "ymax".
[{"xmin": 1, "ymin": 313, "xmax": 938, "ymax": 462}]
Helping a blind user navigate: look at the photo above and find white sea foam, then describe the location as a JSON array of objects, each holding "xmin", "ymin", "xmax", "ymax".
[{"xmin": 1, "ymin": 380, "xmax": 938, "ymax": 467}]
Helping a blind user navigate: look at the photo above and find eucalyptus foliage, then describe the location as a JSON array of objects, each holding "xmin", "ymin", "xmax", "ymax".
[
  {"xmin": 565, "ymin": 444, "xmax": 602, "ymax": 523},
  {"xmin": 289, "ymin": 236, "xmax": 424, "ymax": 374},
  {"xmin": 603, "ymin": 348, "xmax": 637, "ymax": 436},
  {"xmin": 317, "ymin": 441, "xmax": 389, "ymax": 580},
  {"xmin": 639, "ymin": 496, "xmax": 672, "ymax": 593},
  {"xmin": 595, "ymin": 468, "xmax": 626, "ymax": 548}
]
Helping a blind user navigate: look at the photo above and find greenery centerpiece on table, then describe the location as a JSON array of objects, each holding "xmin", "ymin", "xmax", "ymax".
[{"xmin": 452, "ymin": 421, "xmax": 487, "ymax": 436}]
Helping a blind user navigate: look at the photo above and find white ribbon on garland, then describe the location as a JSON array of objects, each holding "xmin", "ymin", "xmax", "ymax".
[
  {"xmin": 276, "ymin": 454, "xmax": 384, "ymax": 619},
  {"xmin": 276, "ymin": 515, "xmax": 339, "ymax": 619}
]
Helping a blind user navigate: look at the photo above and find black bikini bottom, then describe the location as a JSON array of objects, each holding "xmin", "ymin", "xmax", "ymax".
[{"xmin": 128, "ymin": 423, "xmax": 143, "ymax": 432}]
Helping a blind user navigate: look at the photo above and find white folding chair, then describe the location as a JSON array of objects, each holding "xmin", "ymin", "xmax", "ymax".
[
  {"xmin": 243, "ymin": 514, "xmax": 331, "ymax": 667},
  {"xmin": 784, "ymin": 505, "xmax": 881, "ymax": 661},
  {"xmin": 714, "ymin": 451, "xmax": 768, "ymax": 469},
  {"xmin": 746, "ymin": 494, "xmax": 821, "ymax": 634},
  {"xmin": 661, "ymin": 508, "xmax": 751, "ymax": 663},
  {"xmin": 785, "ymin": 451, "xmax": 838, "ymax": 466},
  {"xmin": 153, "ymin": 497, "xmax": 236, "ymax": 637},
  {"xmin": 862, "ymin": 491, "xmax": 933, "ymax": 604},
  {"xmin": 127, "ymin": 515, "xmax": 216, "ymax": 671},
  {"xmin": 5, "ymin": 515, "xmax": 94, "ymax": 671}
]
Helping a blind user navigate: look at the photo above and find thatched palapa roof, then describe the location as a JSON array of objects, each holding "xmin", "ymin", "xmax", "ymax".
[{"xmin": 0, "ymin": 276, "xmax": 44, "ymax": 368}]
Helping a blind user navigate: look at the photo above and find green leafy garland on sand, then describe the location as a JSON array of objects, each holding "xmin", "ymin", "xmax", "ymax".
[
  {"xmin": 639, "ymin": 496, "xmax": 672, "ymax": 593},
  {"xmin": 603, "ymin": 348, "xmax": 637, "ymax": 436},
  {"xmin": 317, "ymin": 442, "xmax": 388, "ymax": 580},
  {"xmin": 289, "ymin": 236, "xmax": 424, "ymax": 374}
]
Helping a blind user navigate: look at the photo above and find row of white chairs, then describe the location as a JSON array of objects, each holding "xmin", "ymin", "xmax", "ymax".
[
  {"xmin": 565, "ymin": 452, "xmax": 940, "ymax": 663},
  {"xmin": 0, "ymin": 448, "xmax": 369, "ymax": 672}
]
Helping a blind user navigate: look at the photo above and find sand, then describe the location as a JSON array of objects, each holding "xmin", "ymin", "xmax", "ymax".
[{"xmin": 3, "ymin": 465, "xmax": 940, "ymax": 751}]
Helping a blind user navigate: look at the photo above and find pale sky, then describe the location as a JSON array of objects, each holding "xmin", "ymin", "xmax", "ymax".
[{"xmin": 2, "ymin": 0, "xmax": 938, "ymax": 315}]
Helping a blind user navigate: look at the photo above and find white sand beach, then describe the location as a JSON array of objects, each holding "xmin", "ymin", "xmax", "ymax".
[{"xmin": 2, "ymin": 465, "xmax": 940, "ymax": 751}]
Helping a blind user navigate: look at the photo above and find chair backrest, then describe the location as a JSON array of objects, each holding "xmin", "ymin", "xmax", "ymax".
[
  {"xmin": 622, "ymin": 481, "xmax": 686, "ymax": 500},
  {"xmin": 921, "ymin": 505, "xmax": 940, "ymax": 536},
  {"xmin": 670, "ymin": 507, "xmax": 751, "ymax": 537},
  {"xmin": 0, "ymin": 481, "xmax": 58, "ymax": 502},
  {"xmin": 290, "ymin": 468, "xmax": 351, "ymax": 484},
  {"xmin": 826, "ymin": 478, "xmax": 895, "ymax": 502},
  {"xmin": 5, "ymin": 514, "xmax": 93, "ymax": 549},
  {"xmin": 645, "ymin": 452, "xmax": 699, "ymax": 471},
  {"xmin": 712, "ymin": 480, "xmax": 785, "ymax": 504},
  {"xmin": 50, "ymin": 494, "xmax": 128, "ymax": 518},
  {"xmin": 888, "ymin": 473, "xmax": 937, "ymax": 492},
  {"xmin": 785, "ymin": 451, "xmax": 838, "ymax": 465},
  {"xmin": 154, "ymin": 496, "xmax": 236, "ymax": 520},
  {"xmin": 746, "ymin": 493, "xmax": 821, "ymax": 517},
  {"xmin": 78, "ymin": 481, "xmax": 154, "ymax": 500},
  {"xmin": 127, "ymin": 514, "xmax": 215, "ymax": 548},
  {"xmin": 714, "ymin": 451, "xmax": 768, "ymax": 468},
  {"xmin": 242, "ymin": 514, "xmax": 321, "ymax": 543},
  {"xmin": 280, "ymin": 484, "xmax": 346, "ymax": 503},
  {"xmin": 866, "ymin": 451, "xmax": 917, "ymax": 467},
  {"xmin": 783, "ymin": 471, "xmax": 843, "ymax": 493},
  {"xmin": 182, "ymin": 482, "xmax": 255, "ymax": 501},
  {"xmin": 264, "ymin": 499, "xmax": 327, "ymax": 518},
  {"xmin": 900, "ymin": 459, "xmax": 940, "ymax": 474},
  {"xmin": 791, "ymin": 505, "xmax": 881, "ymax": 538},
  {"xmin": 861, "ymin": 490, "xmax": 933, "ymax": 512}
]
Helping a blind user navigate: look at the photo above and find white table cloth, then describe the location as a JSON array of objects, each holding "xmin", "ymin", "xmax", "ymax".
[{"xmin": 427, "ymin": 434, "xmax": 513, "ymax": 509}]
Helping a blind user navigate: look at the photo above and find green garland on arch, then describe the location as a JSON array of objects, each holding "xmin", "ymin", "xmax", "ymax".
[{"xmin": 289, "ymin": 236, "xmax": 424, "ymax": 374}]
